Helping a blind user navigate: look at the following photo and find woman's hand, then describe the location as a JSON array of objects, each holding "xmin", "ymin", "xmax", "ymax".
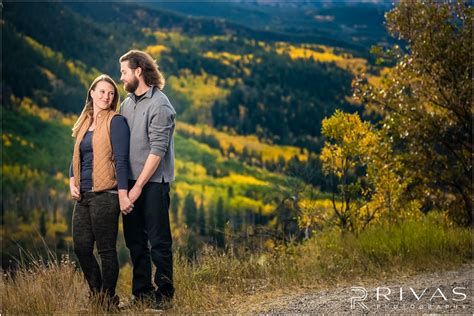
[
  {"xmin": 69, "ymin": 177, "xmax": 80, "ymax": 200},
  {"xmin": 119, "ymin": 190, "xmax": 134, "ymax": 215}
]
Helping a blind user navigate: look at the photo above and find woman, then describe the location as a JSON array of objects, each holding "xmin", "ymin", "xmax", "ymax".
[{"xmin": 69, "ymin": 74, "xmax": 132, "ymax": 309}]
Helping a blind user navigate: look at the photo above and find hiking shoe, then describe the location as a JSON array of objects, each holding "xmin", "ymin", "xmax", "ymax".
[{"xmin": 153, "ymin": 291, "xmax": 173, "ymax": 310}]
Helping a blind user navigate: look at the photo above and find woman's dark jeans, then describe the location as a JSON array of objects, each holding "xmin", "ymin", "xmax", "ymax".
[{"xmin": 72, "ymin": 192, "xmax": 120, "ymax": 297}]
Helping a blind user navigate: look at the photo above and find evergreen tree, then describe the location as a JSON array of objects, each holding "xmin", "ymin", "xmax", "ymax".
[
  {"xmin": 208, "ymin": 202, "xmax": 216, "ymax": 241},
  {"xmin": 171, "ymin": 191, "xmax": 180, "ymax": 223},
  {"xmin": 184, "ymin": 192, "xmax": 197, "ymax": 229},
  {"xmin": 227, "ymin": 186, "xmax": 234, "ymax": 199},
  {"xmin": 215, "ymin": 197, "xmax": 226, "ymax": 248},
  {"xmin": 39, "ymin": 210, "xmax": 47, "ymax": 237},
  {"xmin": 197, "ymin": 200, "xmax": 206, "ymax": 236}
]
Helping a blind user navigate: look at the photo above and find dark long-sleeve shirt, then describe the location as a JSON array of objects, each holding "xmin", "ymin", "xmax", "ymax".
[{"xmin": 70, "ymin": 115, "xmax": 130, "ymax": 191}]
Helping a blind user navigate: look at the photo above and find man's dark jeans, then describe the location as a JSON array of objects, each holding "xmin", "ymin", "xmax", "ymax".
[
  {"xmin": 72, "ymin": 191, "xmax": 120, "ymax": 297},
  {"xmin": 123, "ymin": 180, "xmax": 175, "ymax": 299}
]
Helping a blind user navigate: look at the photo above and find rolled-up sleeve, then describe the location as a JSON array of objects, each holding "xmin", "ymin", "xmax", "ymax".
[{"xmin": 149, "ymin": 104, "xmax": 175, "ymax": 158}]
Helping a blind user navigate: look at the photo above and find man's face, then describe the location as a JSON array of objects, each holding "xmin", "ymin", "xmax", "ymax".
[{"xmin": 120, "ymin": 61, "xmax": 139, "ymax": 93}]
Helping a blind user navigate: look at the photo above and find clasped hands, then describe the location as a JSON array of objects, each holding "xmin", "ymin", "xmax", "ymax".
[
  {"xmin": 119, "ymin": 191, "xmax": 134, "ymax": 215},
  {"xmin": 119, "ymin": 184, "xmax": 142, "ymax": 215}
]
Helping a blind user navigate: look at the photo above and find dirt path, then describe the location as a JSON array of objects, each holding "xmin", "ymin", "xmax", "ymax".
[{"xmin": 240, "ymin": 264, "xmax": 473, "ymax": 314}]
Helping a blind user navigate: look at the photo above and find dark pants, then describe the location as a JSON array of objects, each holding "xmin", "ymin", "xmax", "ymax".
[
  {"xmin": 123, "ymin": 180, "xmax": 174, "ymax": 299},
  {"xmin": 72, "ymin": 192, "xmax": 120, "ymax": 297}
]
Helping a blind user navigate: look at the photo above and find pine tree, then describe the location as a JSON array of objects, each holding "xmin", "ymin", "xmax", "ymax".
[
  {"xmin": 197, "ymin": 200, "xmax": 206, "ymax": 236},
  {"xmin": 208, "ymin": 203, "xmax": 216, "ymax": 241},
  {"xmin": 184, "ymin": 192, "xmax": 197, "ymax": 229},
  {"xmin": 215, "ymin": 197, "xmax": 226, "ymax": 248},
  {"xmin": 171, "ymin": 192, "xmax": 180, "ymax": 223}
]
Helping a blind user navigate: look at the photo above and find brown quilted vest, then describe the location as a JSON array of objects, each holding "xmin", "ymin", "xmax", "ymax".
[{"xmin": 72, "ymin": 110, "xmax": 119, "ymax": 192}]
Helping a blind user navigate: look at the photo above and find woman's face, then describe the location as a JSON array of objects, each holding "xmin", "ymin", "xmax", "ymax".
[{"xmin": 90, "ymin": 80, "xmax": 115, "ymax": 110}]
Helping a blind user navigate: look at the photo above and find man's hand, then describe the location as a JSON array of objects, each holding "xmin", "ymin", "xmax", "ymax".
[
  {"xmin": 129, "ymin": 184, "xmax": 143, "ymax": 204},
  {"xmin": 130, "ymin": 153, "xmax": 161, "ymax": 203},
  {"xmin": 119, "ymin": 190, "xmax": 134, "ymax": 215},
  {"xmin": 69, "ymin": 177, "xmax": 80, "ymax": 200}
]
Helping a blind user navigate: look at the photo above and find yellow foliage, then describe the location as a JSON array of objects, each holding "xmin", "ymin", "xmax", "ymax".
[
  {"xmin": 263, "ymin": 239, "xmax": 275, "ymax": 251},
  {"xmin": 177, "ymin": 122, "xmax": 307, "ymax": 163},
  {"xmin": 298, "ymin": 198, "xmax": 341, "ymax": 228},
  {"xmin": 2, "ymin": 133, "xmax": 35, "ymax": 148},
  {"xmin": 49, "ymin": 188, "xmax": 57, "ymax": 199},
  {"xmin": 168, "ymin": 70, "xmax": 229, "ymax": 124},
  {"xmin": 145, "ymin": 44, "xmax": 169, "ymax": 57},
  {"xmin": 24, "ymin": 36, "xmax": 98, "ymax": 90},
  {"xmin": 274, "ymin": 42, "xmax": 368, "ymax": 75},
  {"xmin": 218, "ymin": 173, "xmax": 269, "ymax": 187},
  {"xmin": 2, "ymin": 164, "xmax": 44, "ymax": 185},
  {"xmin": 54, "ymin": 171, "xmax": 65, "ymax": 181},
  {"xmin": 2, "ymin": 134, "xmax": 12, "ymax": 147},
  {"xmin": 11, "ymin": 96, "xmax": 75, "ymax": 126},
  {"xmin": 152, "ymin": 31, "xmax": 189, "ymax": 48},
  {"xmin": 277, "ymin": 47, "xmax": 343, "ymax": 62},
  {"xmin": 367, "ymin": 67, "xmax": 392, "ymax": 87},
  {"xmin": 24, "ymin": 36, "xmax": 59, "ymax": 61},
  {"xmin": 229, "ymin": 196, "xmax": 267, "ymax": 213},
  {"xmin": 61, "ymin": 116, "xmax": 77, "ymax": 127},
  {"xmin": 66, "ymin": 61, "xmax": 100, "ymax": 90},
  {"xmin": 203, "ymin": 51, "xmax": 253, "ymax": 73},
  {"xmin": 46, "ymin": 222, "xmax": 68, "ymax": 237},
  {"xmin": 175, "ymin": 159, "xmax": 208, "ymax": 179}
]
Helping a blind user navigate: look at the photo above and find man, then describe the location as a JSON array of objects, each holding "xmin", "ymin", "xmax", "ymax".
[{"xmin": 119, "ymin": 50, "xmax": 176, "ymax": 309}]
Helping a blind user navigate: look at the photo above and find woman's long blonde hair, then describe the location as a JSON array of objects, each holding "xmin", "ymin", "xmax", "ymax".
[{"xmin": 71, "ymin": 74, "xmax": 120, "ymax": 137}]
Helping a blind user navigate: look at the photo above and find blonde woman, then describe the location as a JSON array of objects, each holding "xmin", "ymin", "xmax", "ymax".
[{"xmin": 69, "ymin": 74, "xmax": 132, "ymax": 309}]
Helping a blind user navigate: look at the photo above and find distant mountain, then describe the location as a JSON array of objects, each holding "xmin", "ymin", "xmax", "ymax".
[
  {"xmin": 64, "ymin": 2, "xmax": 369, "ymax": 54},
  {"xmin": 140, "ymin": 1, "xmax": 393, "ymax": 51}
]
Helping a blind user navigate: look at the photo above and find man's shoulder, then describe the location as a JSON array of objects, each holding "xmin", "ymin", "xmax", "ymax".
[
  {"xmin": 121, "ymin": 95, "xmax": 133, "ymax": 106},
  {"xmin": 150, "ymin": 88, "xmax": 176, "ymax": 115},
  {"xmin": 150, "ymin": 88, "xmax": 171, "ymax": 105}
]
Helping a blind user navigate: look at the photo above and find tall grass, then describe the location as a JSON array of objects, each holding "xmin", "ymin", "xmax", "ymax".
[
  {"xmin": 2, "ymin": 212, "xmax": 472, "ymax": 313},
  {"xmin": 1, "ymin": 251, "xmax": 88, "ymax": 314}
]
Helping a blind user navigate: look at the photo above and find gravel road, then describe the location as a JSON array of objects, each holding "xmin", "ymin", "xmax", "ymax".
[{"xmin": 248, "ymin": 264, "xmax": 473, "ymax": 314}]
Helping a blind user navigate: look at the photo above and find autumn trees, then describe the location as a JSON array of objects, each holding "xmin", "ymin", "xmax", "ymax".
[{"xmin": 322, "ymin": 1, "xmax": 472, "ymax": 228}]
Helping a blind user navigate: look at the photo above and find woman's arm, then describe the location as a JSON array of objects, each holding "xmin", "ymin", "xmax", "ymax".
[{"xmin": 110, "ymin": 115, "xmax": 133, "ymax": 214}]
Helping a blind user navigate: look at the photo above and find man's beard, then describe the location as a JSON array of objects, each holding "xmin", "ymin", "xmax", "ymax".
[{"xmin": 124, "ymin": 76, "xmax": 139, "ymax": 93}]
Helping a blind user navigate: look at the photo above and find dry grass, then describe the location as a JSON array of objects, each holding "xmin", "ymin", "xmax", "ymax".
[
  {"xmin": 2, "ymin": 214, "xmax": 472, "ymax": 314},
  {"xmin": 1, "ymin": 253, "xmax": 88, "ymax": 314}
]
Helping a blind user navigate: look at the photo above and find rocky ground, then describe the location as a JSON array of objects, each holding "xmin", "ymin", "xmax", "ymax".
[{"xmin": 241, "ymin": 264, "xmax": 473, "ymax": 314}]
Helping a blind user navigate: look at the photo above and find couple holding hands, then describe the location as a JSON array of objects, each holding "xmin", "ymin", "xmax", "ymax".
[{"xmin": 69, "ymin": 50, "xmax": 176, "ymax": 310}]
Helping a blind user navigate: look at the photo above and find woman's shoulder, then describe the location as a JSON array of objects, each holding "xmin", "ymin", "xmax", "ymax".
[{"xmin": 110, "ymin": 114, "xmax": 129, "ymax": 129}]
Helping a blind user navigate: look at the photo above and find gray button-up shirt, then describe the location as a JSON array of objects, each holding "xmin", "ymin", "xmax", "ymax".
[{"xmin": 120, "ymin": 86, "xmax": 176, "ymax": 183}]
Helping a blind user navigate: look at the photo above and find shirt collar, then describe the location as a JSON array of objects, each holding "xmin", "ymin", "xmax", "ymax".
[{"xmin": 128, "ymin": 85, "xmax": 155, "ymax": 103}]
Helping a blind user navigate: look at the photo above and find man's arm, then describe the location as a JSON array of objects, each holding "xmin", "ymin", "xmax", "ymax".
[
  {"xmin": 128, "ymin": 154, "xmax": 161, "ymax": 203},
  {"xmin": 129, "ymin": 102, "xmax": 175, "ymax": 202}
]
